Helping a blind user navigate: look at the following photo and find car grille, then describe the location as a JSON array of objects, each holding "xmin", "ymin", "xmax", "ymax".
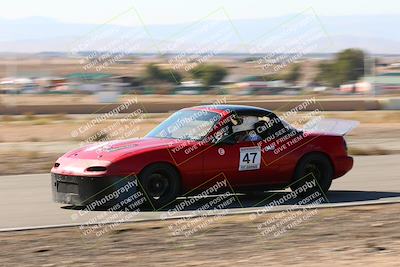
[
  {"xmin": 57, "ymin": 181, "xmax": 79, "ymax": 194},
  {"xmin": 52, "ymin": 173, "xmax": 82, "ymax": 194}
]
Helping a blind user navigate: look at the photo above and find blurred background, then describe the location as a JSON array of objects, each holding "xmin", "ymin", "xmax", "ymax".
[
  {"xmin": 1, "ymin": 3, "xmax": 400, "ymax": 266},
  {"xmin": 0, "ymin": 0, "xmax": 399, "ymax": 175}
]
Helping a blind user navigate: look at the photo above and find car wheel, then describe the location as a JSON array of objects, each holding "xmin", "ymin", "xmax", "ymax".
[
  {"xmin": 290, "ymin": 153, "xmax": 333, "ymax": 197},
  {"xmin": 138, "ymin": 163, "xmax": 181, "ymax": 209}
]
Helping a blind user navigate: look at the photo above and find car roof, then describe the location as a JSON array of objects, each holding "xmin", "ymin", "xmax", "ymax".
[{"xmin": 191, "ymin": 104, "xmax": 274, "ymax": 116}]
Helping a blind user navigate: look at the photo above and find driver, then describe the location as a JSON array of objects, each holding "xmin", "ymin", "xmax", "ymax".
[{"xmin": 232, "ymin": 116, "xmax": 262, "ymax": 142}]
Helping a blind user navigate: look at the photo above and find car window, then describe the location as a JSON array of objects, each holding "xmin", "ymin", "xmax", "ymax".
[
  {"xmin": 254, "ymin": 114, "xmax": 295, "ymax": 140},
  {"xmin": 232, "ymin": 116, "xmax": 262, "ymax": 143},
  {"xmin": 210, "ymin": 112, "xmax": 294, "ymax": 144}
]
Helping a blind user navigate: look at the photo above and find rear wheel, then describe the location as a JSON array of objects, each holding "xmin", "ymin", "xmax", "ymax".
[
  {"xmin": 138, "ymin": 163, "xmax": 181, "ymax": 208},
  {"xmin": 290, "ymin": 153, "xmax": 333, "ymax": 197}
]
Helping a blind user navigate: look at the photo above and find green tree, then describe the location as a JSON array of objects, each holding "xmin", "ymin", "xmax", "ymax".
[
  {"xmin": 145, "ymin": 63, "xmax": 164, "ymax": 80},
  {"xmin": 283, "ymin": 63, "xmax": 302, "ymax": 83},
  {"xmin": 260, "ymin": 74, "xmax": 282, "ymax": 81},
  {"xmin": 315, "ymin": 62, "xmax": 336, "ymax": 85},
  {"xmin": 144, "ymin": 63, "xmax": 181, "ymax": 84},
  {"xmin": 315, "ymin": 48, "xmax": 365, "ymax": 87},
  {"xmin": 336, "ymin": 48, "xmax": 365, "ymax": 82},
  {"xmin": 190, "ymin": 64, "xmax": 228, "ymax": 87},
  {"xmin": 164, "ymin": 70, "xmax": 182, "ymax": 84}
]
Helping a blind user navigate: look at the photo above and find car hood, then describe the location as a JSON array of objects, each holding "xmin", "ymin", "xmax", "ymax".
[
  {"xmin": 63, "ymin": 137, "xmax": 193, "ymax": 162},
  {"xmin": 52, "ymin": 137, "xmax": 198, "ymax": 176}
]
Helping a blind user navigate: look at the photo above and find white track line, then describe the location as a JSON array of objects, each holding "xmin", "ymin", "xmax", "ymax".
[{"xmin": 1, "ymin": 197, "xmax": 400, "ymax": 233}]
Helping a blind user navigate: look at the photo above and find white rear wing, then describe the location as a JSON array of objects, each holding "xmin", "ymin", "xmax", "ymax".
[{"xmin": 302, "ymin": 118, "xmax": 359, "ymax": 136}]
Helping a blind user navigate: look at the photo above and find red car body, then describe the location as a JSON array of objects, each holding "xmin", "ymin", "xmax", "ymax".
[{"xmin": 51, "ymin": 105, "xmax": 353, "ymax": 206}]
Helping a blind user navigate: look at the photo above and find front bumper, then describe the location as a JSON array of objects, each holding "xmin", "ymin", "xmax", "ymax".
[{"xmin": 51, "ymin": 173, "xmax": 138, "ymax": 207}]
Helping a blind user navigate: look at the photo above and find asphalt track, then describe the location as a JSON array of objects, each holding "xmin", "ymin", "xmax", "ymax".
[{"xmin": 0, "ymin": 155, "xmax": 399, "ymax": 231}]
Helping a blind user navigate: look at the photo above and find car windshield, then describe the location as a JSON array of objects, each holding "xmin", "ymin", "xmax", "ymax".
[{"xmin": 146, "ymin": 110, "xmax": 221, "ymax": 141}]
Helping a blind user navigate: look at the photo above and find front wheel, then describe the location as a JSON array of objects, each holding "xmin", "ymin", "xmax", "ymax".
[
  {"xmin": 290, "ymin": 153, "xmax": 333, "ymax": 197},
  {"xmin": 138, "ymin": 163, "xmax": 181, "ymax": 209}
]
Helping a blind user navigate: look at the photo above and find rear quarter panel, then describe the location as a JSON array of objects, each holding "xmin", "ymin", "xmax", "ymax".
[
  {"xmin": 297, "ymin": 133, "xmax": 348, "ymax": 177},
  {"xmin": 272, "ymin": 132, "xmax": 347, "ymax": 183}
]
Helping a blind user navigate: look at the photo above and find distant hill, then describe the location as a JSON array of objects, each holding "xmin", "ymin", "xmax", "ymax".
[{"xmin": 0, "ymin": 14, "xmax": 399, "ymax": 54}]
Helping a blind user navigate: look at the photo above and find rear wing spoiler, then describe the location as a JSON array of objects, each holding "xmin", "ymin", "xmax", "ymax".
[{"xmin": 302, "ymin": 118, "xmax": 359, "ymax": 136}]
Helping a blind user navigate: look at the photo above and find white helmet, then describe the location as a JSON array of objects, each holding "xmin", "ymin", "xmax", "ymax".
[{"xmin": 232, "ymin": 116, "xmax": 259, "ymax": 133}]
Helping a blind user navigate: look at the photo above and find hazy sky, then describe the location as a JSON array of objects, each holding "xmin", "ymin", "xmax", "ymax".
[{"xmin": 2, "ymin": 0, "xmax": 400, "ymax": 25}]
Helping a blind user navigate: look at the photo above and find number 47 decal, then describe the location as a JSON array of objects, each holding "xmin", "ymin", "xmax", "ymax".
[
  {"xmin": 239, "ymin": 146, "xmax": 261, "ymax": 171},
  {"xmin": 242, "ymin": 152, "xmax": 258, "ymax": 164}
]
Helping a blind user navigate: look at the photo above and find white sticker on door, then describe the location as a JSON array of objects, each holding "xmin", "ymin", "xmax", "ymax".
[{"xmin": 239, "ymin": 146, "xmax": 261, "ymax": 171}]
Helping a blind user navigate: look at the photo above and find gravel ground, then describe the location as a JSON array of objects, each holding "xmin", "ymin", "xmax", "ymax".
[{"xmin": 1, "ymin": 203, "xmax": 400, "ymax": 267}]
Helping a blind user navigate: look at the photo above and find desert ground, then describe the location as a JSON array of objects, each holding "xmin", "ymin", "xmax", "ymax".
[{"xmin": 1, "ymin": 203, "xmax": 399, "ymax": 266}]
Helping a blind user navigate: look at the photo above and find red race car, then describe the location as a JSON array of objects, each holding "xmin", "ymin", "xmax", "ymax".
[{"xmin": 51, "ymin": 105, "xmax": 354, "ymax": 208}]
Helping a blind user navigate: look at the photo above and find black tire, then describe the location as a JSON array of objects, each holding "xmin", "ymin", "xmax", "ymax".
[
  {"xmin": 290, "ymin": 153, "xmax": 333, "ymax": 197},
  {"xmin": 138, "ymin": 163, "xmax": 181, "ymax": 208}
]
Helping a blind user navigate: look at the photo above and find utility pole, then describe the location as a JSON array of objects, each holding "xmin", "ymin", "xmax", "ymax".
[{"xmin": 364, "ymin": 53, "xmax": 376, "ymax": 96}]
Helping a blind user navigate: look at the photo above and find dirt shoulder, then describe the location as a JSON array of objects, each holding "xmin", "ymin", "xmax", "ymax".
[{"xmin": 1, "ymin": 203, "xmax": 400, "ymax": 266}]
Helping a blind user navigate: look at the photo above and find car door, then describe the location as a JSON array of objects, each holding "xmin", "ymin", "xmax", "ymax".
[
  {"xmin": 202, "ymin": 112, "xmax": 300, "ymax": 188},
  {"xmin": 202, "ymin": 140, "xmax": 265, "ymax": 187},
  {"xmin": 254, "ymin": 113, "xmax": 302, "ymax": 185},
  {"xmin": 201, "ymin": 113, "xmax": 268, "ymax": 187}
]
